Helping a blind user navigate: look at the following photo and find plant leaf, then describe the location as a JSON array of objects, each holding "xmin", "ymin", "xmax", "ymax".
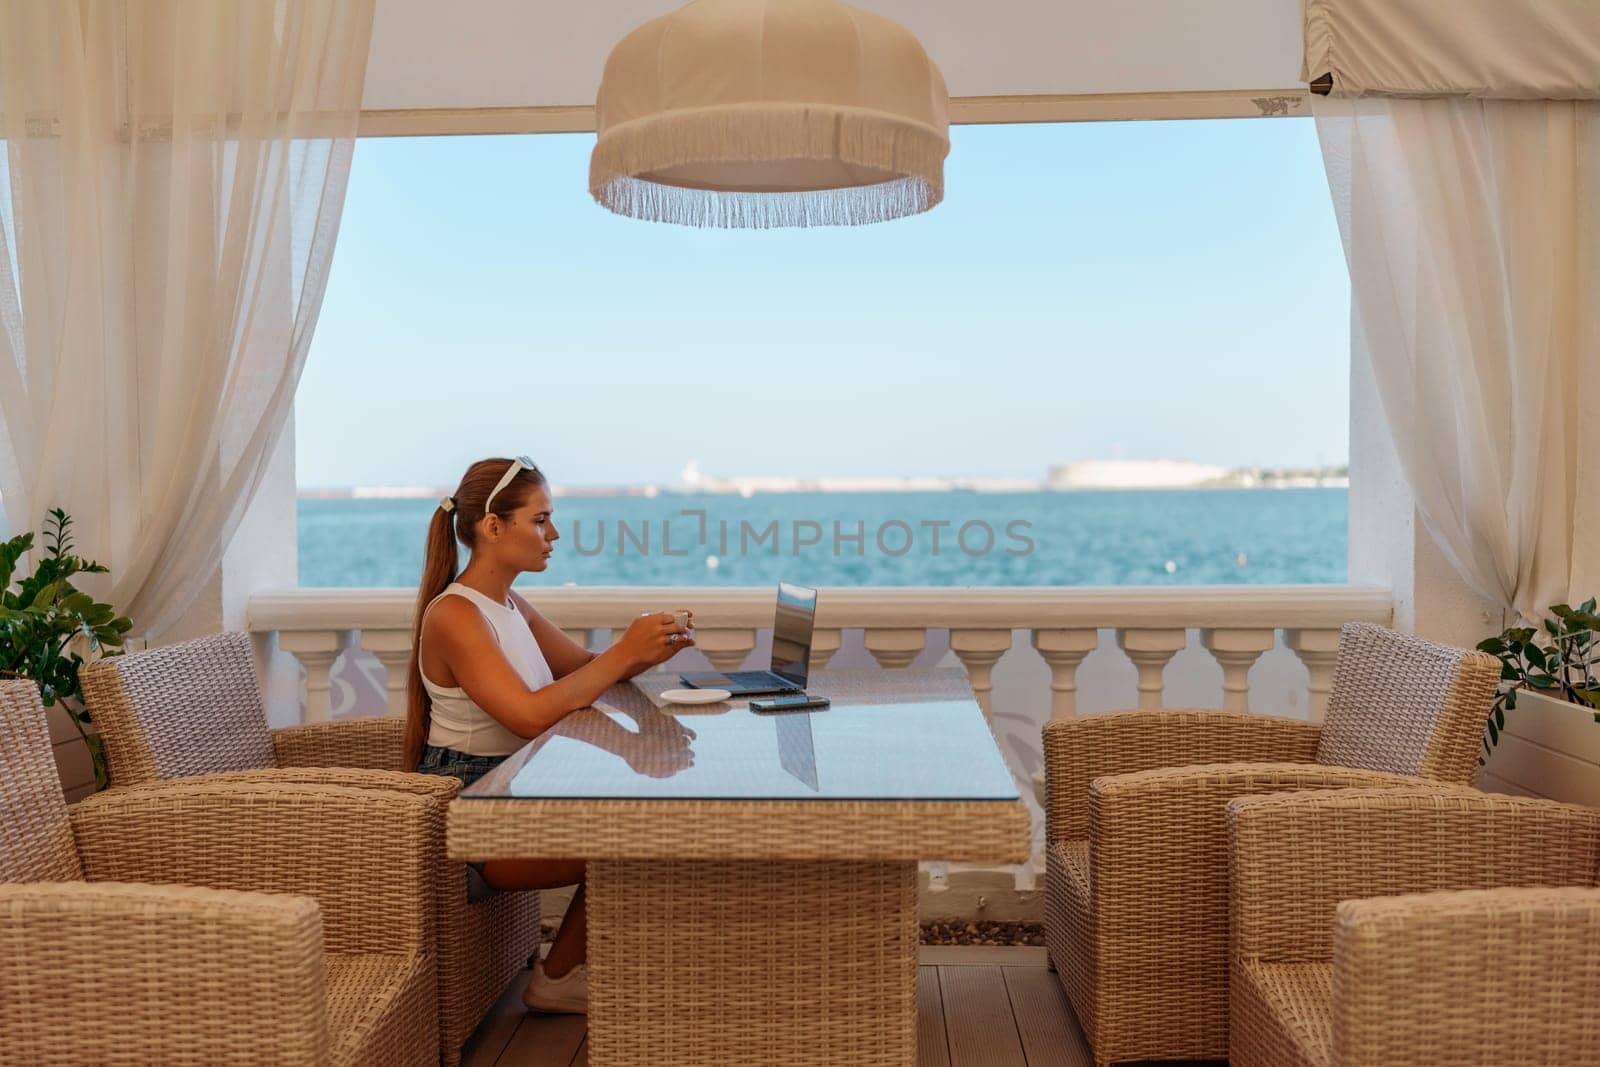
[
  {"xmin": 85, "ymin": 733, "xmax": 110, "ymax": 791},
  {"xmin": 0, "ymin": 511, "xmax": 132, "ymax": 713},
  {"xmin": 59, "ymin": 591, "xmax": 94, "ymax": 616}
]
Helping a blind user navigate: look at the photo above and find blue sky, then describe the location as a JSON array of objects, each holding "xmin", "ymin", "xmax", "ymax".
[{"xmin": 296, "ymin": 118, "xmax": 1350, "ymax": 489}]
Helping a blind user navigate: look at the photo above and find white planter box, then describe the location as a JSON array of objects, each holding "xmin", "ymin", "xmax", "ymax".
[{"xmin": 1481, "ymin": 688, "xmax": 1600, "ymax": 807}]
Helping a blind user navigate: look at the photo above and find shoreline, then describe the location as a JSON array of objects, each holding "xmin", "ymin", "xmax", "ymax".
[{"xmin": 297, "ymin": 480, "xmax": 1350, "ymax": 500}]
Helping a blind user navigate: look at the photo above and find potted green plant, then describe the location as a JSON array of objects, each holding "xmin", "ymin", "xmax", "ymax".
[
  {"xmin": 1476, "ymin": 601, "xmax": 1600, "ymax": 805},
  {"xmin": 0, "ymin": 509, "xmax": 134, "ymax": 790}
]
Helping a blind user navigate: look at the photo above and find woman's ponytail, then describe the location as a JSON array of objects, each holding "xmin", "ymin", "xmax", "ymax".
[
  {"xmin": 403, "ymin": 459, "xmax": 546, "ymax": 769},
  {"xmin": 405, "ymin": 502, "xmax": 460, "ymax": 768}
]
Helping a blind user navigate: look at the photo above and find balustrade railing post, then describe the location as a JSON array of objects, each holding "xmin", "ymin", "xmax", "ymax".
[
  {"xmin": 279, "ymin": 629, "xmax": 355, "ymax": 722},
  {"xmin": 864, "ymin": 628, "xmax": 926, "ymax": 670},
  {"xmin": 949, "ymin": 629, "xmax": 1012, "ymax": 719},
  {"xmin": 1030, "ymin": 629, "xmax": 1099, "ymax": 719},
  {"xmin": 1116, "ymin": 628, "xmax": 1188, "ymax": 709},
  {"xmin": 1286, "ymin": 628, "xmax": 1341, "ymax": 722},
  {"xmin": 249, "ymin": 590, "xmax": 1388, "ymax": 737},
  {"xmin": 1200, "ymin": 628, "xmax": 1276, "ymax": 712},
  {"xmin": 359, "ymin": 630, "xmax": 414, "ymax": 718},
  {"xmin": 809, "ymin": 628, "xmax": 842, "ymax": 672},
  {"xmin": 694, "ymin": 628, "xmax": 757, "ymax": 674}
]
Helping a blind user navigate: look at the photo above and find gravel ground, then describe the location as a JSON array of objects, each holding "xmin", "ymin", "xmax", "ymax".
[
  {"xmin": 920, "ymin": 920, "xmax": 1046, "ymax": 946},
  {"xmin": 543, "ymin": 920, "xmax": 1047, "ymax": 947}
]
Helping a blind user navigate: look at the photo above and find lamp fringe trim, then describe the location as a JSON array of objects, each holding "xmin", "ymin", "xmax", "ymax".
[{"xmin": 590, "ymin": 104, "xmax": 947, "ymax": 228}]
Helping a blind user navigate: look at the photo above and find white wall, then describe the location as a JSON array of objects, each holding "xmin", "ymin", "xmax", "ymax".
[{"xmin": 362, "ymin": 0, "xmax": 1306, "ymax": 111}]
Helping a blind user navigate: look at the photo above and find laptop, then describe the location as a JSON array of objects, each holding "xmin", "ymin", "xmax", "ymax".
[{"xmin": 679, "ymin": 581, "xmax": 817, "ymax": 696}]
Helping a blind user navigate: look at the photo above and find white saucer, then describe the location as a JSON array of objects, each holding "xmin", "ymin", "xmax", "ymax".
[{"xmin": 658, "ymin": 688, "xmax": 732, "ymax": 706}]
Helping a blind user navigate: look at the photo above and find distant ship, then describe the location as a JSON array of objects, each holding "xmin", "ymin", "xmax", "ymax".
[
  {"xmin": 676, "ymin": 460, "xmax": 1038, "ymax": 495},
  {"xmin": 1047, "ymin": 459, "xmax": 1349, "ymax": 490},
  {"xmin": 1047, "ymin": 459, "xmax": 1228, "ymax": 490}
]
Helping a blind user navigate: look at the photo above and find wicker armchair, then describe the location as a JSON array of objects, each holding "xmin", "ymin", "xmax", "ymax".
[
  {"xmin": 80, "ymin": 631, "xmax": 540, "ymax": 1067},
  {"xmin": 1041, "ymin": 622, "xmax": 1500, "ymax": 1066},
  {"xmin": 0, "ymin": 680, "xmax": 439, "ymax": 1065},
  {"xmin": 1229, "ymin": 787, "xmax": 1600, "ymax": 1067}
]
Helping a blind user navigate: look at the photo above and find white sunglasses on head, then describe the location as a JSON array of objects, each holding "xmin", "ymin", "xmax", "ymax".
[{"xmin": 484, "ymin": 455, "xmax": 536, "ymax": 514}]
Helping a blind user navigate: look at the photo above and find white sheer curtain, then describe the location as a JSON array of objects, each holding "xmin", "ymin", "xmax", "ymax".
[
  {"xmin": 0, "ymin": 1, "xmax": 373, "ymax": 638},
  {"xmin": 1315, "ymin": 96, "xmax": 1599, "ymax": 622}
]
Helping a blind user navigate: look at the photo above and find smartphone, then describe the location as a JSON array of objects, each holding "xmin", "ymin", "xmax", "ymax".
[{"xmin": 749, "ymin": 694, "xmax": 831, "ymax": 713}]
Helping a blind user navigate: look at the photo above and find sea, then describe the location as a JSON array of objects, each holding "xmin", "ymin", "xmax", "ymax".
[{"xmin": 298, "ymin": 487, "xmax": 1347, "ymax": 588}]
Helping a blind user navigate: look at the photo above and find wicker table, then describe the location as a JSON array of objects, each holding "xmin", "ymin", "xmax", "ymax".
[{"xmin": 448, "ymin": 669, "xmax": 1029, "ymax": 1066}]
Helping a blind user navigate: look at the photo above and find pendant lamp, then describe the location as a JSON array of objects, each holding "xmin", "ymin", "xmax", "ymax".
[{"xmin": 590, "ymin": 0, "xmax": 949, "ymax": 228}]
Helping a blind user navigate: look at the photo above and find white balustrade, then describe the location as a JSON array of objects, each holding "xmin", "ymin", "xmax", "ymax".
[
  {"xmin": 949, "ymin": 629, "xmax": 1012, "ymax": 718},
  {"xmin": 1200, "ymin": 628, "xmax": 1276, "ymax": 712},
  {"xmin": 1116, "ymin": 628, "xmax": 1188, "ymax": 709},
  {"xmin": 358, "ymin": 629, "xmax": 414, "ymax": 717},
  {"xmin": 810, "ymin": 628, "xmax": 842, "ymax": 672},
  {"xmin": 278, "ymin": 628, "xmax": 356, "ymax": 722},
  {"xmin": 1030, "ymin": 629, "xmax": 1098, "ymax": 719},
  {"xmin": 1285, "ymin": 628, "xmax": 1343, "ymax": 722},
  {"xmin": 864, "ymin": 628, "xmax": 926, "ymax": 669},
  {"xmin": 693, "ymin": 628, "xmax": 757, "ymax": 673},
  {"xmin": 248, "ymin": 586, "xmax": 1391, "ymax": 728}
]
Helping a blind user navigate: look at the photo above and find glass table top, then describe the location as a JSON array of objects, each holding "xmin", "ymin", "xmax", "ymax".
[{"xmin": 462, "ymin": 675, "xmax": 1020, "ymax": 802}]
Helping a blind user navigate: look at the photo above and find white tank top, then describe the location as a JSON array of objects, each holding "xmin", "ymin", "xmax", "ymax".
[{"xmin": 419, "ymin": 582, "xmax": 556, "ymax": 756}]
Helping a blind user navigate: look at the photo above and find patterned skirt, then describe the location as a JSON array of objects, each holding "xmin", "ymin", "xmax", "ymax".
[
  {"xmin": 416, "ymin": 743, "xmax": 511, "ymax": 901},
  {"xmin": 416, "ymin": 742, "xmax": 508, "ymax": 788}
]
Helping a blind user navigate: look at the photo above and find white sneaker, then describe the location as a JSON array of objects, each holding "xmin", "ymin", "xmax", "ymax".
[{"xmin": 523, "ymin": 961, "xmax": 588, "ymax": 1014}]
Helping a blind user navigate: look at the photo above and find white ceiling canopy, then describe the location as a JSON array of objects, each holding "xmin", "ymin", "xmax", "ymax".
[
  {"xmin": 1304, "ymin": 0, "xmax": 1600, "ymax": 98},
  {"xmin": 363, "ymin": 0, "xmax": 1305, "ymax": 113}
]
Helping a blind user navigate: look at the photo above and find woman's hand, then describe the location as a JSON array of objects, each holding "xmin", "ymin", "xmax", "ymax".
[
  {"xmin": 615, "ymin": 610, "xmax": 695, "ymax": 671},
  {"xmin": 625, "ymin": 711, "xmax": 697, "ymax": 778}
]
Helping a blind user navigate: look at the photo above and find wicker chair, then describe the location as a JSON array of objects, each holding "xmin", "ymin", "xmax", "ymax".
[
  {"xmin": 0, "ymin": 680, "xmax": 440, "ymax": 1065},
  {"xmin": 1041, "ymin": 622, "xmax": 1501, "ymax": 1066},
  {"xmin": 1229, "ymin": 787, "xmax": 1600, "ymax": 1067},
  {"xmin": 80, "ymin": 631, "xmax": 541, "ymax": 1067}
]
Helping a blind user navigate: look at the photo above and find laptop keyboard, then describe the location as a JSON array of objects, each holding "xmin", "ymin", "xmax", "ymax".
[{"xmin": 726, "ymin": 671, "xmax": 800, "ymax": 688}]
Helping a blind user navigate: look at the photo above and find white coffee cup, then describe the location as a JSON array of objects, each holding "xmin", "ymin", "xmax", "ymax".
[{"xmin": 641, "ymin": 609, "xmax": 693, "ymax": 632}]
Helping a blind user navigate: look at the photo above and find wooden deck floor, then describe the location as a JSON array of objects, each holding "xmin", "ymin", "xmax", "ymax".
[{"xmin": 461, "ymin": 946, "xmax": 1220, "ymax": 1067}]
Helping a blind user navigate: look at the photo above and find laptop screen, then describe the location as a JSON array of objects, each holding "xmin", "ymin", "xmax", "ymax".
[{"xmin": 770, "ymin": 581, "xmax": 817, "ymax": 686}]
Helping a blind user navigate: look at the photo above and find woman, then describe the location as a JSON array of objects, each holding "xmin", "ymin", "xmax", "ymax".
[{"xmin": 406, "ymin": 456, "xmax": 693, "ymax": 1014}]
